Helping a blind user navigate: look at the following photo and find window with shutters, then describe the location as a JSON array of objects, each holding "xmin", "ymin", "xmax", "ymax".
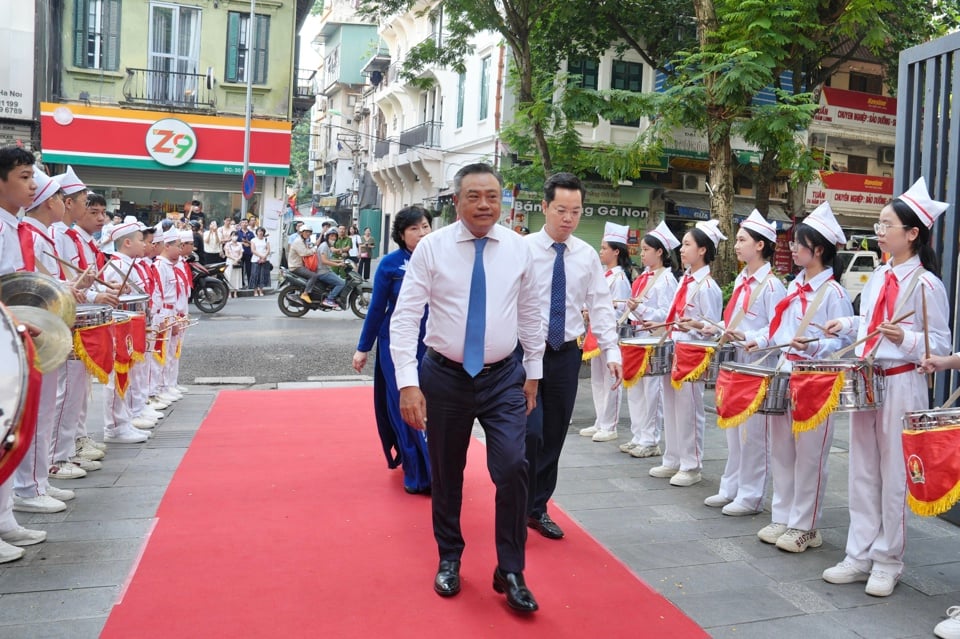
[
  {"xmin": 226, "ymin": 11, "xmax": 270, "ymax": 84},
  {"xmin": 73, "ymin": 0, "xmax": 121, "ymax": 71},
  {"xmin": 456, "ymin": 72, "xmax": 465, "ymax": 128},
  {"xmin": 479, "ymin": 56, "xmax": 491, "ymax": 121},
  {"xmin": 610, "ymin": 60, "xmax": 644, "ymax": 126},
  {"xmin": 567, "ymin": 57, "xmax": 599, "ymax": 90}
]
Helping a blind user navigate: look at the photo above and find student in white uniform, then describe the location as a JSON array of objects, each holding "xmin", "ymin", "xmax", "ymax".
[
  {"xmin": 621, "ymin": 222, "xmax": 678, "ymax": 458},
  {"xmin": 745, "ymin": 202, "xmax": 853, "ymax": 552},
  {"xmin": 580, "ymin": 222, "xmax": 633, "ymax": 442},
  {"xmin": 821, "ymin": 178, "xmax": 951, "ymax": 596},
  {"xmin": 649, "ymin": 220, "xmax": 724, "ymax": 487},
  {"xmin": 704, "ymin": 211, "xmax": 786, "ymax": 515}
]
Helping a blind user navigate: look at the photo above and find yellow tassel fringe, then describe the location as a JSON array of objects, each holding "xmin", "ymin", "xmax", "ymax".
[
  {"xmin": 671, "ymin": 347, "xmax": 714, "ymax": 390},
  {"xmin": 791, "ymin": 372, "xmax": 844, "ymax": 434},
  {"xmin": 622, "ymin": 348, "xmax": 651, "ymax": 389},
  {"xmin": 581, "ymin": 347, "xmax": 601, "ymax": 362},
  {"xmin": 907, "ymin": 479, "xmax": 960, "ymax": 517},
  {"xmin": 73, "ymin": 329, "xmax": 110, "ymax": 384},
  {"xmin": 717, "ymin": 377, "xmax": 769, "ymax": 429}
]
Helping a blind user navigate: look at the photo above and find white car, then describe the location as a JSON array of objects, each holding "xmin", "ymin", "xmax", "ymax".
[{"xmin": 836, "ymin": 250, "xmax": 879, "ymax": 312}]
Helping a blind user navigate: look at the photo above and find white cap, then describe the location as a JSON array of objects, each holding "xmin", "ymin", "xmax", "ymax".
[
  {"xmin": 646, "ymin": 221, "xmax": 680, "ymax": 251},
  {"xmin": 162, "ymin": 227, "xmax": 180, "ymax": 244},
  {"xmin": 26, "ymin": 166, "xmax": 61, "ymax": 212},
  {"xmin": 123, "ymin": 215, "xmax": 139, "ymax": 224},
  {"xmin": 106, "ymin": 222, "xmax": 143, "ymax": 244},
  {"xmin": 602, "ymin": 221, "xmax": 629, "ymax": 245},
  {"xmin": 897, "ymin": 177, "xmax": 949, "ymax": 228},
  {"xmin": 740, "ymin": 209, "xmax": 777, "ymax": 243},
  {"xmin": 179, "ymin": 230, "xmax": 194, "ymax": 243},
  {"xmin": 152, "ymin": 222, "xmax": 166, "ymax": 243},
  {"xmin": 694, "ymin": 219, "xmax": 727, "ymax": 248},
  {"xmin": 52, "ymin": 165, "xmax": 86, "ymax": 195},
  {"xmin": 802, "ymin": 201, "xmax": 846, "ymax": 246}
]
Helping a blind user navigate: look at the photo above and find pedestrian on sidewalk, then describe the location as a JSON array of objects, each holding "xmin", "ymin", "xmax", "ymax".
[
  {"xmin": 522, "ymin": 172, "xmax": 622, "ymax": 541},
  {"xmin": 249, "ymin": 227, "xmax": 271, "ymax": 296}
]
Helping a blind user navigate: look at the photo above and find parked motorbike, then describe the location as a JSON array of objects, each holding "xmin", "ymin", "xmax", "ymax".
[
  {"xmin": 187, "ymin": 257, "xmax": 230, "ymax": 314},
  {"xmin": 277, "ymin": 261, "xmax": 371, "ymax": 319}
]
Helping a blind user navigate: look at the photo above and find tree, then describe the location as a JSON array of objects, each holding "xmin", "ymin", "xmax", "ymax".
[{"xmin": 288, "ymin": 118, "xmax": 313, "ymax": 205}]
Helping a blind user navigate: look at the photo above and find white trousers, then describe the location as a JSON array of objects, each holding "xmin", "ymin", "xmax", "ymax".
[
  {"xmin": 148, "ymin": 351, "xmax": 163, "ymax": 397},
  {"xmin": 717, "ymin": 413, "xmax": 770, "ymax": 511},
  {"xmin": 661, "ymin": 378, "xmax": 705, "ymax": 472},
  {"xmin": 0, "ymin": 478, "xmax": 19, "ymax": 533},
  {"xmin": 130, "ymin": 357, "xmax": 149, "ymax": 417},
  {"xmin": 769, "ymin": 412, "xmax": 834, "ymax": 531},
  {"xmin": 161, "ymin": 332, "xmax": 183, "ymax": 393},
  {"xmin": 626, "ymin": 375, "xmax": 663, "ymax": 446},
  {"xmin": 590, "ymin": 353, "xmax": 621, "ymax": 433},
  {"xmin": 14, "ymin": 369, "xmax": 59, "ymax": 497},
  {"xmin": 844, "ymin": 370, "xmax": 920, "ymax": 575},
  {"xmin": 103, "ymin": 365, "xmax": 133, "ymax": 435},
  {"xmin": 51, "ymin": 360, "xmax": 90, "ymax": 463}
]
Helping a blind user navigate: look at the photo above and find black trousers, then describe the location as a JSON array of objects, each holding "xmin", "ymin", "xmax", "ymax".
[
  {"xmin": 421, "ymin": 353, "xmax": 529, "ymax": 573},
  {"xmin": 524, "ymin": 344, "xmax": 582, "ymax": 518}
]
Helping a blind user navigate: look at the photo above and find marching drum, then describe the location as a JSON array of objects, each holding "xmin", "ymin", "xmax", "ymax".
[
  {"xmin": 702, "ymin": 341, "xmax": 737, "ymax": 389},
  {"xmin": 117, "ymin": 293, "xmax": 150, "ymax": 320},
  {"xmin": 902, "ymin": 408, "xmax": 960, "ymax": 516},
  {"xmin": 620, "ymin": 337, "xmax": 674, "ymax": 377},
  {"xmin": 69, "ymin": 304, "xmax": 116, "ymax": 384},
  {"xmin": 791, "ymin": 358, "xmax": 885, "ymax": 412},
  {"xmin": 0, "ymin": 304, "xmax": 33, "ymax": 485},
  {"xmin": 717, "ymin": 362, "xmax": 790, "ymax": 416},
  {"xmin": 68, "ymin": 304, "xmax": 113, "ymax": 361}
]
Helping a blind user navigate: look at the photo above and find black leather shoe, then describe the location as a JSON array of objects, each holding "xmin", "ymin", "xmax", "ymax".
[
  {"xmin": 527, "ymin": 513, "xmax": 564, "ymax": 539},
  {"xmin": 493, "ymin": 568, "xmax": 539, "ymax": 612},
  {"xmin": 434, "ymin": 560, "xmax": 461, "ymax": 597}
]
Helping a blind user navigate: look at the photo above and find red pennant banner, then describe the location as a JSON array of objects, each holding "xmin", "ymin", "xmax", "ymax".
[
  {"xmin": 670, "ymin": 342, "xmax": 714, "ymax": 389},
  {"xmin": 715, "ymin": 368, "xmax": 768, "ymax": 428},
  {"xmin": 790, "ymin": 370, "xmax": 844, "ymax": 433},
  {"xmin": 73, "ymin": 324, "xmax": 115, "ymax": 384},
  {"xmin": 581, "ymin": 327, "xmax": 600, "ymax": 361},
  {"xmin": 621, "ymin": 343, "xmax": 652, "ymax": 388},
  {"xmin": 902, "ymin": 426, "xmax": 960, "ymax": 516}
]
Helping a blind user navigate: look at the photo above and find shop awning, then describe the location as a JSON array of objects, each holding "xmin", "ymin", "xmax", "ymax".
[{"xmin": 664, "ymin": 191, "xmax": 793, "ymax": 229}]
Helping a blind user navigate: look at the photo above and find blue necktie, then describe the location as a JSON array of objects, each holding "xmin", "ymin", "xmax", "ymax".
[
  {"xmin": 463, "ymin": 238, "xmax": 488, "ymax": 377},
  {"xmin": 547, "ymin": 242, "xmax": 566, "ymax": 349}
]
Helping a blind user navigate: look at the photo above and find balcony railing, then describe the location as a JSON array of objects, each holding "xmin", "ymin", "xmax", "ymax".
[
  {"xmin": 374, "ymin": 139, "xmax": 391, "ymax": 159},
  {"xmin": 295, "ymin": 68, "xmax": 318, "ymax": 100},
  {"xmin": 122, "ymin": 68, "xmax": 215, "ymax": 110},
  {"xmin": 399, "ymin": 121, "xmax": 442, "ymax": 151}
]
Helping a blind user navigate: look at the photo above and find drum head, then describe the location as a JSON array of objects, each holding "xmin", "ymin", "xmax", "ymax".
[{"xmin": 0, "ymin": 305, "xmax": 28, "ymax": 458}]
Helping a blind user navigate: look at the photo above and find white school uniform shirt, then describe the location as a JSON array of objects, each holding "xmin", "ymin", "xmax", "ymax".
[
  {"xmin": 629, "ymin": 266, "xmax": 678, "ymax": 327},
  {"xmin": 832, "ymin": 255, "xmax": 951, "ymax": 365},
  {"xmin": 760, "ymin": 267, "xmax": 853, "ymax": 373},
  {"xmin": 722, "ymin": 262, "xmax": 787, "ymax": 361},
  {"xmin": 104, "ymin": 252, "xmax": 148, "ymax": 294},
  {"xmin": 391, "ymin": 220, "xmax": 545, "ymax": 388},
  {"xmin": 666, "ymin": 265, "xmax": 722, "ymax": 343},
  {"xmin": 0, "ymin": 206, "xmax": 24, "ymax": 274},
  {"xmin": 153, "ymin": 256, "xmax": 180, "ymax": 322},
  {"xmin": 605, "ymin": 265, "xmax": 632, "ymax": 316},
  {"xmin": 525, "ymin": 230, "xmax": 621, "ymax": 363},
  {"xmin": 19, "ymin": 216, "xmax": 62, "ymax": 278}
]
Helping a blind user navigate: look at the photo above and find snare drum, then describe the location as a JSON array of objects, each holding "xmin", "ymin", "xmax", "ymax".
[
  {"xmin": 68, "ymin": 304, "xmax": 113, "ymax": 361},
  {"xmin": 902, "ymin": 408, "xmax": 960, "ymax": 516},
  {"xmin": 717, "ymin": 362, "xmax": 790, "ymax": 416},
  {"xmin": 791, "ymin": 358, "xmax": 884, "ymax": 412},
  {"xmin": 671, "ymin": 339, "xmax": 721, "ymax": 387},
  {"xmin": 70, "ymin": 304, "xmax": 115, "ymax": 383},
  {"xmin": 0, "ymin": 303, "xmax": 31, "ymax": 485},
  {"xmin": 117, "ymin": 294, "xmax": 150, "ymax": 320},
  {"xmin": 702, "ymin": 342, "xmax": 736, "ymax": 389},
  {"xmin": 619, "ymin": 337, "xmax": 674, "ymax": 377},
  {"xmin": 903, "ymin": 408, "xmax": 960, "ymax": 431}
]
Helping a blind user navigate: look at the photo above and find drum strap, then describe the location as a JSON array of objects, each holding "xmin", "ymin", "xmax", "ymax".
[{"xmin": 725, "ymin": 272, "xmax": 774, "ymax": 334}]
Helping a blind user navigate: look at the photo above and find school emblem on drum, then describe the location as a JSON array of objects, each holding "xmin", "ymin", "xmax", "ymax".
[
  {"xmin": 907, "ymin": 454, "xmax": 925, "ymax": 484},
  {"xmin": 126, "ymin": 334, "xmax": 135, "ymax": 357}
]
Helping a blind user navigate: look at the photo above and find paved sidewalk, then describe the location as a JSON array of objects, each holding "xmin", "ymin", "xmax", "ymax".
[{"xmin": 0, "ymin": 379, "xmax": 957, "ymax": 638}]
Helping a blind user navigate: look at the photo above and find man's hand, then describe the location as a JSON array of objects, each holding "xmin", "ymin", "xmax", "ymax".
[
  {"xmin": 523, "ymin": 379, "xmax": 538, "ymax": 415},
  {"xmin": 400, "ymin": 386, "xmax": 427, "ymax": 430},
  {"xmin": 607, "ymin": 362, "xmax": 623, "ymax": 390},
  {"xmin": 352, "ymin": 351, "xmax": 368, "ymax": 373}
]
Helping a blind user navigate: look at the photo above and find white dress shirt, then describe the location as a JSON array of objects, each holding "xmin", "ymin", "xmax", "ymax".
[
  {"xmin": 721, "ymin": 262, "xmax": 787, "ymax": 363},
  {"xmin": 105, "ymin": 252, "xmax": 148, "ymax": 294},
  {"xmin": 391, "ymin": 221, "xmax": 545, "ymax": 388},
  {"xmin": 629, "ymin": 266, "xmax": 678, "ymax": 328},
  {"xmin": 667, "ymin": 265, "xmax": 723, "ymax": 343},
  {"xmin": 833, "ymin": 255, "xmax": 951, "ymax": 365},
  {"xmin": 20, "ymin": 216, "xmax": 61, "ymax": 277},
  {"xmin": 0, "ymin": 206, "xmax": 24, "ymax": 274},
  {"xmin": 525, "ymin": 229, "xmax": 621, "ymax": 363}
]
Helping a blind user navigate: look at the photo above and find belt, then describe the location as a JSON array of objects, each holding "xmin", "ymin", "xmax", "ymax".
[
  {"xmin": 786, "ymin": 353, "xmax": 804, "ymax": 362},
  {"xmin": 547, "ymin": 339, "xmax": 580, "ymax": 353},
  {"xmin": 162, "ymin": 304, "xmax": 174, "ymax": 310},
  {"xmin": 883, "ymin": 363, "xmax": 916, "ymax": 376},
  {"xmin": 426, "ymin": 347, "xmax": 512, "ymax": 375}
]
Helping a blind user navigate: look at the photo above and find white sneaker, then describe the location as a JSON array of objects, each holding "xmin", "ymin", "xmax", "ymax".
[
  {"xmin": 175, "ymin": 385, "xmax": 190, "ymax": 394},
  {"xmin": 0, "ymin": 526, "xmax": 47, "ymax": 546},
  {"xmin": 722, "ymin": 502, "xmax": 762, "ymax": 516},
  {"xmin": 48, "ymin": 461, "xmax": 87, "ymax": 480},
  {"xmin": 74, "ymin": 442, "xmax": 105, "ymax": 461},
  {"xmin": 0, "ymin": 539, "xmax": 24, "ymax": 563},
  {"xmin": 775, "ymin": 528, "xmax": 822, "ymax": 553},
  {"xmin": 158, "ymin": 393, "xmax": 180, "ymax": 404},
  {"xmin": 592, "ymin": 430, "xmax": 618, "ymax": 442},
  {"xmin": 164, "ymin": 389, "xmax": 183, "ymax": 401},
  {"xmin": 132, "ymin": 416, "xmax": 156, "ymax": 429},
  {"xmin": 629, "ymin": 445, "xmax": 662, "ymax": 458},
  {"xmin": 579, "ymin": 426, "xmax": 598, "ymax": 437},
  {"xmin": 13, "ymin": 494, "xmax": 67, "ymax": 514},
  {"xmin": 619, "ymin": 442, "xmax": 639, "ymax": 453},
  {"xmin": 133, "ymin": 426, "xmax": 155, "ymax": 439},
  {"xmin": 669, "ymin": 470, "xmax": 702, "ymax": 487},
  {"xmin": 104, "ymin": 427, "xmax": 149, "ymax": 444},
  {"xmin": 69, "ymin": 456, "xmax": 101, "ymax": 471},
  {"xmin": 822, "ymin": 560, "xmax": 870, "ymax": 584},
  {"xmin": 704, "ymin": 494, "xmax": 732, "ymax": 508},
  {"xmin": 45, "ymin": 485, "xmax": 75, "ymax": 502},
  {"xmin": 148, "ymin": 398, "xmax": 170, "ymax": 410},
  {"xmin": 140, "ymin": 407, "xmax": 164, "ymax": 420},
  {"xmin": 649, "ymin": 465, "xmax": 680, "ymax": 478},
  {"xmin": 757, "ymin": 523, "xmax": 788, "ymax": 544},
  {"xmin": 77, "ymin": 436, "xmax": 107, "ymax": 452},
  {"xmin": 934, "ymin": 606, "xmax": 960, "ymax": 639},
  {"xmin": 865, "ymin": 569, "xmax": 899, "ymax": 597}
]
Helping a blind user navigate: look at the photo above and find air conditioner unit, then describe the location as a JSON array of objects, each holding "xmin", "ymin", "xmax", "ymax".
[
  {"xmin": 877, "ymin": 146, "xmax": 895, "ymax": 165},
  {"xmin": 681, "ymin": 173, "xmax": 706, "ymax": 192}
]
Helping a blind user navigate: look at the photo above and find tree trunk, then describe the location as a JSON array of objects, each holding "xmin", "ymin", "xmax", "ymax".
[
  {"xmin": 510, "ymin": 43, "xmax": 553, "ymax": 175},
  {"xmin": 753, "ymin": 149, "xmax": 776, "ymax": 216}
]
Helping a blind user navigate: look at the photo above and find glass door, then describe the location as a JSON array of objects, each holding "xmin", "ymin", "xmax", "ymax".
[{"xmin": 148, "ymin": 3, "xmax": 201, "ymax": 105}]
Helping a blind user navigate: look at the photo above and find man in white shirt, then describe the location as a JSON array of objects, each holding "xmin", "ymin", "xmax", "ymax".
[
  {"xmin": 523, "ymin": 173, "xmax": 623, "ymax": 540},
  {"xmin": 391, "ymin": 163, "xmax": 544, "ymax": 613}
]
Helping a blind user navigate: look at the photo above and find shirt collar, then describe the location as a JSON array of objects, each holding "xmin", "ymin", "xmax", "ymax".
[
  {"xmin": 0, "ymin": 206, "xmax": 19, "ymax": 227},
  {"xmin": 797, "ymin": 267, "xmax": 834, "ymax": 289},
  {"xmin": 739, "ymin": 261, "xmax": 771, "ymax": 284},
  {"xmin": 455, "ymin": 220, "xmax": 503, "ymax": 243},
  {"xmin": 888, "ymin": 254, "xmax": 921, "ymax": 280},
  {"xmin": 73, "ymin": 226, "xmax": 95, "ymax": 242},
  {"xmin": 22, "ymin": 216, "xmax": 49, "ymax": 232},
  {"xmin": 687, "ymin": 264, "xmax": 711, "ymax": 282}
]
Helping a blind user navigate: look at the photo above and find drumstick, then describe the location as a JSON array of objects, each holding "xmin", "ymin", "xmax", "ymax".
[
  {"xmin": 939, "ymin": 384, "xmax": 960, "ymax": 409},
  {"xmin": 43, "ymin": 251, "xmax": 112, "ymax": 287},
  {"xmin": 117, "ymin": 260, "xmax": 136, "ymax": 295},
  {"xmin": 750, "ymin": 336, "xmax": 819, "ymax": 353},
  {"xmin": 922, "ymin": 287, "xmax": 933, "ymax": 389},
  {"xmin": 106, "ymin": 261, "xmax": 147, "ymax": 295},
  {"xmin": 834, "ymin": 310, "xmax": 916, "ymax": 359}
]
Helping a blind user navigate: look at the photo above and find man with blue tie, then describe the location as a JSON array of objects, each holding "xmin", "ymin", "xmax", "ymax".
[
  {"xmin": 391, "ymin": 163, "xmax": 545, "ymax": 613},
  {"xmin": 523, "ymin": 173, "xmax": 623, "ymax": 540}
]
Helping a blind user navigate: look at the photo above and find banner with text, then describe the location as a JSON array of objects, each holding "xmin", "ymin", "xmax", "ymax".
[
  {"xmin": 805, "ymin": 171, "xmax": 894, "ymax": 213},
  {"xmin": 812, "ymin": 87, "xmax": 897, "ymax": 134}
]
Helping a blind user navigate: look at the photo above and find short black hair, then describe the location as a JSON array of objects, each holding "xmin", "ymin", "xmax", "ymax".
[
  {"xmin": 0, "ymin": 146, "xmax": 35, "ymax": 181},
  {"xmin": 86, "ymin": 193, "xmax": 107, "ymax": 207},
  {"xmin": 453, "ymin": 163, "xmax": 503, "ymax": 195},
  {"xmin": 392, "ymin": 205, "xmax": 433, "ymax": 248},
  {"xmin": 544, "ymin": 172, "xmax": 586, "ymax": 205},
  {"xmin": 688, "ymin": 228, "xmax": 716, "ymax": 264}
]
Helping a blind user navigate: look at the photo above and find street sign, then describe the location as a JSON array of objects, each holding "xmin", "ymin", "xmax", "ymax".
[{"xmin": 242, "ymin": 169, "xmax": 256, "ymax": 200}]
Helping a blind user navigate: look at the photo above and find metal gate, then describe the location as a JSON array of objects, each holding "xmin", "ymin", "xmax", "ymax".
[{"xmin": 896, "ymin": 30, "xmax": 960, "ymax": 407}]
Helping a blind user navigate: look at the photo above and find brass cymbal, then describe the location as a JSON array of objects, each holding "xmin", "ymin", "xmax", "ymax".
[
  {"xmin": 0, "ymin": 271, "xmax": 77, "ymax": 328},
  {"xmin": 7, "ymin": 305, "xmax": 73, "ymax": 374}
]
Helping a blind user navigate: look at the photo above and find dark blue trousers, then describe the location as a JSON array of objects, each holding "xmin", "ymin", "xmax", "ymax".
[
  {"xmin": 421, "ymin": 354, "xmax": 529, "ymax": 573},
  {"xmin": 525, "ymin": 345, "xmax": 582, "ymax": 517}
]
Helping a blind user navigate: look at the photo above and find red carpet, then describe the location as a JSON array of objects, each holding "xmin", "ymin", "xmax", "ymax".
[{"xmin": 101, "ymin": 388, "xmax": 706, "ymax": 638}]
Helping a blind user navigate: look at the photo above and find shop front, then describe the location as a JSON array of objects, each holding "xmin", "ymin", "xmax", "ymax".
[
  {"xmin": 39, "ymin": 102, "xmax": 291, "ymax": 231},
  {"xmin": 805, "ymin": 171, "xmax": 893, "ymax": 236}
]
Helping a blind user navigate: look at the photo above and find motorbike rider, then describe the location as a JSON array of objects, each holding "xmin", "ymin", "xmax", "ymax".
[
  {"xmin": 314, "ymin": 228, "xmax": 346, "ymax": 309},
  {"xmin": 288, "ymin": 226, "xmax": 324, "ymax": 304}
]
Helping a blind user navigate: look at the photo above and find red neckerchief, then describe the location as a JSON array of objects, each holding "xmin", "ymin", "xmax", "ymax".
[
  {"xmin": 631, "ymin": 270, "xmax": 653, "ymax": 298},
  {"xmin": 65, "ymin": 228, "xmax": 91, "ymax": 270},
  {"xmin": 723, "ymin": 275, "xmax": 754, "ymax": 325},
  {"xmin": 768, "ymin": 282, "xmax": 813, "ymax": 338},
  {"xmin": 666, "ymin": 274, "xmax": 694, "ymax": 324},
  {"xmin": 17, "ymin": 223, "xmax": 64, "ymax": 278},
  {"xmin": 863, "ymin": 270, "xmax": 899, "ymax": 354}
]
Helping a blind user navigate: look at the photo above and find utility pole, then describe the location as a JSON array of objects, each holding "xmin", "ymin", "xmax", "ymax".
[{"xmin": 239, "ymin": 0, "xmax": 255, "ymax": 221}]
